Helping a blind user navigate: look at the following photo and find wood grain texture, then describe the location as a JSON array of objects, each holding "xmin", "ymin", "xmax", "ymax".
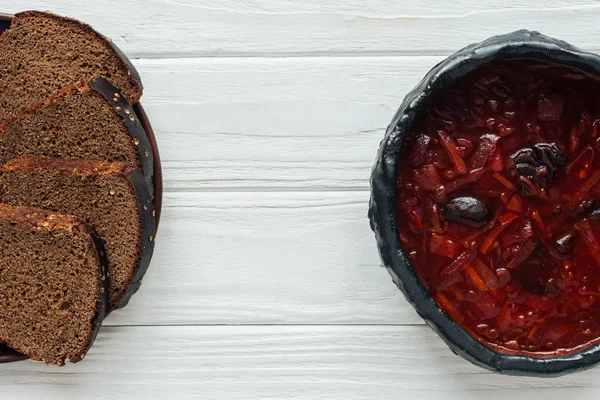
[
  {"xmin": 136, "ymin": 56, "xmax": 440, "ymax": 190},
  {"xmin": 6, "ymin": 1, "xmax": 600, "ymax": 57},
  {"xmin": 105, "ymin": 191, "xmax": 413, "ymax": 326},
  {"xmin": 4, "ymin": 325, "xmax": 600, "ymax": 400}
]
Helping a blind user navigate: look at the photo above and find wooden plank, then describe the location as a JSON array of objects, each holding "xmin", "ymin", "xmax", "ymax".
[
  {"xmin": 105, "ymin": 191, "xmax": 415, "ymax": 326},
  {"xmin": 4, "ymin": 325, "xmax": 600, "ymax": 399},
  {"xmin": 137, "ymin": 56, "xmax": 439, "ymax": 190},
  {"xmin": 6, "ymin": 1, "xmax": 600, "ymax": 57}
]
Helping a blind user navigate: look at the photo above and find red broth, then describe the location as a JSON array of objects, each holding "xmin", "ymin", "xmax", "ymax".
[{"xmin": 397, "ymin": 60, "xmax": 600, "ymax": 355}]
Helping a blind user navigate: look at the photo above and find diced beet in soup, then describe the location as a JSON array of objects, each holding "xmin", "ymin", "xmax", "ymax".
[{"xmin": 396, "ymin": 60, "xmax": 600, "ymax": 356}]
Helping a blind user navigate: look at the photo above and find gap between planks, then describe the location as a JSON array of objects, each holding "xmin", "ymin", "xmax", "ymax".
[
  {"xmin": 102, "ymin": 323, "xmax": 426, "ymax": 327},
  {"xmin": 128, "ymin": 49, "xmax": 600, "ymax": 60},
  {"xmin": 162, "ymin": 186, "xmax": 371, "ymax": 193},
  {"xmin": 129, "ymin": 51, "xmax": 471, "ymax": 60}
]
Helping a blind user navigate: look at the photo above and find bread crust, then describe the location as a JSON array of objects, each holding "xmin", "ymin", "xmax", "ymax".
[
  {"xmin": 9, "ymin": 10, "xmax": 143, "ymax": 104},
  {"xmin": 0, "ymin": 77, "xmax": 153, "ymax": 180},
  {"xmin": 89, "ymin": 77, "xmax": 154, "ymax": 181},
  {"xmin": 119, "ymin": 167, "xmax": 155, "ymax": 308},
  {"xmin": 1, "ymin": 157, "xmax": 156, "ymax": 311},
  {"xmin": 0, "ymin": 203, "xmax": 108, "ymax": 365},
  {"xmin": 67, "ymin": 224, "xmax": 109, "ymax": 364}
]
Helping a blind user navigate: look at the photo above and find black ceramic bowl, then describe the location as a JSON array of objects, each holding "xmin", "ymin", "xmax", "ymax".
[
  {"xmin": 0, "ymin": 13, "xmax": 162, "ymax": 363},
  {"xmin": 369, "ymin": 30, "xmax": 600, "ymax": 376}
]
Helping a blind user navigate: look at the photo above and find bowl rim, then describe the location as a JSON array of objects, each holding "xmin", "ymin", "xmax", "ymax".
[
  {"xmin": 0, "ymin": 12, "xmax": 162, "ymax": 364},
  {"xmin": 369, "ymin": 29, "xmax": 600, "ymax": 376}
]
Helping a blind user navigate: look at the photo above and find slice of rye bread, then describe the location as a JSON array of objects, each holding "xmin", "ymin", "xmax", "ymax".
[
  {"xmin": 0, "ymin": 203, "xmax": 108, "ymax": 366},
  {"xmin": 0, "ymin": 10, "xmax": 142, "ymax": 121},
  {"xmin": 0, "ymin": 77, "xmax": 153, "ymax": 178},
  {"xmin": 0, "ymin": 157, "xmax": 155, "ymax": 310}
]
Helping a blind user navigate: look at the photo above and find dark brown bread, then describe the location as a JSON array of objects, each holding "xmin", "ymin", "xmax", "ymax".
[
  {"xmin": 0, "ymin": 10, "xmax": 142, "ymax": 121},
  {"xmin": 0, "ymin": 203, "xmax": 107, "ymax": 366},
  {"xmin": 0, "ymin": 157, "xmax": 155, "ymax": 310},
  {"xmin": 0, "ymin": 77, "xmax": 153, "ymax": 178}
]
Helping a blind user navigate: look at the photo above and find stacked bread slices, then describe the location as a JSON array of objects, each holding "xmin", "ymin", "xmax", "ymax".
[{"xmin": 0, "ymin": 10, "xmax": 156, "ymax": 365}]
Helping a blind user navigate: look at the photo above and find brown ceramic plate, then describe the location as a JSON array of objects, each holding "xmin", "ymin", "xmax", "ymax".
[{"xmin": 0, "ymin": 13, "xmax": 162, "ymax": 363}]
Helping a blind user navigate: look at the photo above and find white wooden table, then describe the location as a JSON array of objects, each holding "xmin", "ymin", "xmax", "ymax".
[{"xmin": 4, "ymin": 1, "xmax": 600, "ymax": 398}]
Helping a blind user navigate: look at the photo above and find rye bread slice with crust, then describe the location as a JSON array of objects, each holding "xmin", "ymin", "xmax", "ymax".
[
  {"xmin": 0, "ymin": 157, "xmax": 155, "ymax": 310},
  {"xmin": 0, "ymin": 203, "xmax": 108, "ymax": 366},
  {"xmin": 0, "ymin": 10, "xmax": 142, "ymax": 121},
  {"xmin": 0, "ymin": 77, "xmax": 153, "ymax": 178}
]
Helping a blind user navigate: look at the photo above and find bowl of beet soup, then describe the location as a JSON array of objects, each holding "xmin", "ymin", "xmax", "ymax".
[{"xmin": 369, "ymin": 30, "xmax": 600, "ymax": 376}]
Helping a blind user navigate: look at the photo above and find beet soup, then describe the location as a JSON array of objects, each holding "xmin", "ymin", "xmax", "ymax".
[{"xmin": 396, "ymin": 60, "xmax": 600, "ymax": 356}]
